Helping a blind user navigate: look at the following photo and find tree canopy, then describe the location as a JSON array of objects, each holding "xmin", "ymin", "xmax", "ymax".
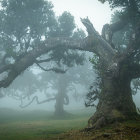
[{"xmin": 0, "ymin": 0, "xmax": 86, "ymax": 88}]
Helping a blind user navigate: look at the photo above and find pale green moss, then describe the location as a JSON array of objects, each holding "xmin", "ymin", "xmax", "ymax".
[{"xmin": 111, "ymin": 109, "xmax": 125, "ymax": 119}]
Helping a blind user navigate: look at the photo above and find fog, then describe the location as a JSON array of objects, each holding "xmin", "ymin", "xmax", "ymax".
[
  {"xmin": 0, "ymin": 0, "xmax": 140, "ymax": 139},
  {"xmin": 1, "ymin": 85, "xmax": 140, "ymax": 111},
  {"xmin": 51, "ymin": 0, "xmax": 112, "ymax": 33},
  {"xmin": 0, "ymin": 0, "xmax": 140, "ymax": 113},
  {"xmin": 0, "ymin": 52, "xmax": 95, "ymax": 111},
  {"xmin": 0, "ymin": 0, "xmax": 112, "ymax": 112}
]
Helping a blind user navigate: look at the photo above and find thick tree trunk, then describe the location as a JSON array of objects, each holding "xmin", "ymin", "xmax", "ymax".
[
  {"xmin": 80, "ymin": 17, "xmax": 140, "ymax": 129},
  {"xmin": 88, "ymin": 73, "xmax": 139, "ymax": 129},
  {"xmin": 54, "ymin": 75, "xmax": 69, "ymax": 117},
  {"xmin": 54, "ymin": 91, "xmax": 65, "ymax": 117}
]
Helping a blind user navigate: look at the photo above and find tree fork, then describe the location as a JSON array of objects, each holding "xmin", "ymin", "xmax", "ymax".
[{"xmin": 81, "ymin": 17, "xmax": 140, "ymax": 129}]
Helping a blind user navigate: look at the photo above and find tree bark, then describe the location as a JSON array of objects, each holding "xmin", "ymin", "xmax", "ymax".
[
  {"xmin": 0, "ymin": 37, "xmax": 93, "ymax": 88},
  {"xmin": 79, "ymin": 17, "xmax": 140, "ymax": 129},
  {"xmin": 88, "ymin": 70, "xmax": 138, "ymax": 129},
  {"xmin": 0, "ymin": 17, "xmax": 139, "ymax": 128}
]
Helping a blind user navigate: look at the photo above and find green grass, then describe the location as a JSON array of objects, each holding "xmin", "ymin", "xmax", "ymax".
[{"xmin": 0, "ymin": 108, "xmax": 94, "ymax": 140}]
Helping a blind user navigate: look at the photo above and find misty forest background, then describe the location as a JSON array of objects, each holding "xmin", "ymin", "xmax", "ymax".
[{"xmin": 0, "ymin": 0, "xmax": 140, "ymax": 140}]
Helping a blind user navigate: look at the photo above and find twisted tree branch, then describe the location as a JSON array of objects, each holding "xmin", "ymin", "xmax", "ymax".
[
  {"xmin": 36, "ymin": 63, "xmax": 67, "ymax": 73},
  {"xmin": 20, "ymin": 96, "xmax": 56, "ymax": 108},
  {"xmin": 0, "ymin": 18, "xmax": 127, "ymax": 89}
]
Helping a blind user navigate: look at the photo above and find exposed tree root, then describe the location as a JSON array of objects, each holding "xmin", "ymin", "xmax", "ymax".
[{"xmin": 55, "ymin": 120, "xmax": 140, "ymax": 140}]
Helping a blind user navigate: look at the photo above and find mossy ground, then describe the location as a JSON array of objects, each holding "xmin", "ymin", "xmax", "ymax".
[{"xmin": 58, "ymin": 120, "xmax": 140, "ymax": 140}]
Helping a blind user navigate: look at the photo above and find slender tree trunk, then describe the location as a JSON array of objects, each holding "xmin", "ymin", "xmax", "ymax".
[{"xmin": 88, "ymin": 72, "xmax": 138, "ymax": 129}]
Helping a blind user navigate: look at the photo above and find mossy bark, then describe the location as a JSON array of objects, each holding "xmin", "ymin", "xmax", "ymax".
[{"xmin": 88, "ymin": 72, "xmax": 138, "ymax": 129}]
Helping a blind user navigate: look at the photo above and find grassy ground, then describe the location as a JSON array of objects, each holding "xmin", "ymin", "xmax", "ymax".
[
  {"xmin": 0, "ymin": 108, "xmax": 140, "ymax": 140},
  {"xmin": 0, "ymin": 108, "xmax": 93, "ymax": 140}
]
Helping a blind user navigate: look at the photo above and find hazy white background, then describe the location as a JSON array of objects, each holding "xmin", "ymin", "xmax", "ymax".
[
  {"xmin": 50, "ymin": 0, "xmax": 112, "ymax": 33},
  {"xmin": 0, "ymin": 0, "xmax": 140, "ymax": 110}
]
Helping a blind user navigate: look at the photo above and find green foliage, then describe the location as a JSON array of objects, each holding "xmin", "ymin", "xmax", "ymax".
[
  {"xmin": 47, "ymin": 11, "xmax": 86, "ymax": 68},
  {"xmin": 50, "ymin": 48, "xmax": 85, "ymax": 67},
  {"xmin": 49, "ymin": 11, "xmax": 76, "ymax": 38},
  {"xmin": 111, "ymin": 11, "xmax": 131, "ymax": 53},
  {"xmin": 99, "ymin": 0, "xmax": 140, "ymax": 28},
  {"xmin": 72, "ymin": 29, "xmax": 86, "ymax": 40},
  {"xmin": 89, "ymin": 54, "xmax": 99, "ymax": 71},
  {"xmin": 0, "ymin": 0, "xmax": 86, "ymax": 69},
  {"xmin": 48, "ymin": 11, "xmax": 86, "ymax": 68},
  {"xmin": 98, "ymin": 0, "xmax": 140, "ymax": 9},
  {"xmin": 58, "ymin": 11, "xmax": 76, "ymax": 37},
  {"xmin": 0, "ymin": 0, "xmax": 56, "ymax": 59}
]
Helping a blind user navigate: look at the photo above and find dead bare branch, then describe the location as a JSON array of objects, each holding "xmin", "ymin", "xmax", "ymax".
[{"xmin": 20, "ymin": 96, "xmax": 56, "ymax": 108}]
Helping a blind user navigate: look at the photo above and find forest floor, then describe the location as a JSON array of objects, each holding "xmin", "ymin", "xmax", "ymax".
[
  {"xmin": 0, "ymin": 108, "xmax": 93, "ymax": 140},
  {"xmin": 0, "ymin": 108, "xmax": 140, "ymax": 140},
  {"xmin": 56, "ymin": 120, "xmax": 140, "ymax": 140}
]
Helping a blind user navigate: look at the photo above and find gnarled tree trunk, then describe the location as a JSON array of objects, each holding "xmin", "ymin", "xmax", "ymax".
[
  {"xmin": 88, "ymin": 72, "xmax": 138, "ymax": 129},
  {"xmin": 0, "ymin": 13, "xmax": 139, "ymax": 130},
  {"xmin": 80, "ymin": 18, "xmax": 140, "ymax": 129}
]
